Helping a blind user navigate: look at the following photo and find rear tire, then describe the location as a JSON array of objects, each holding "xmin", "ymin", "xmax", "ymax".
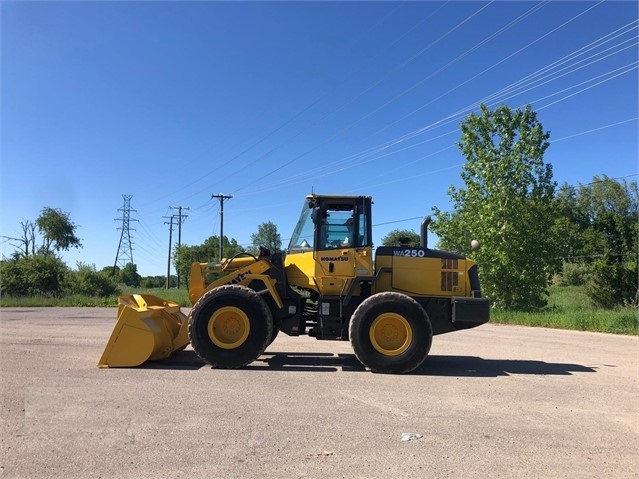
[
  {"xmin": 266, "ymin": 325, "xmax": 280, "ymax": 348},
  {"xmin": 349, "ymin": 292, "xmax": 432, "ymax": 374},
  {"xmin": 188, "ymin": 285, "xmax": 273, "ymax": 368}
]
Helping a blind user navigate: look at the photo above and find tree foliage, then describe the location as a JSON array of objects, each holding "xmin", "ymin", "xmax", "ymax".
[
  {"xmin": 36, "ymin": 207, "xmax": 82, "ymax": 255},
  {"xmin": 0, "ymin": 258, "xmax": 121, "ymax": 298},
  {"xmin": 174, "ymin": 235, "xmax": 245, "ymax": 286},
  {"xmin": 549, "ymin": 176, "xmax": 637, "ymax": 308},
  {"xmin": 0, "ymin": 255, "xmax": 70, "ymax": 297},
  {"xmin": 381, "ymin": 229, "xmax": 420, "ymax": 247},
  {"xmin": 578, "ymin": 177, "xmax": 637, "ymax": 308},
  {"xmin": 119, "ymin": 262, "xmax": 141, "ymax": 287},
  {"xmin": 250, "ymin": 221, "xmax": 282, "ymax": 254},
  {"xmin": 431, "ymin": 104, "xmax": 555, "ymax": 311},
  {"xmin": 68, "ymin": 263, "xmax": 120, "ymax": 297},
  {"xmin": 1, "ymin": 207, "xmax": 86, "ymax": 298}
]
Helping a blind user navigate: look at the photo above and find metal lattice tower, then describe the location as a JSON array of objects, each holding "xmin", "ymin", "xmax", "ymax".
[{"xmin": 113, "ymin": 195, "xmax": 138, "ymax": 272}]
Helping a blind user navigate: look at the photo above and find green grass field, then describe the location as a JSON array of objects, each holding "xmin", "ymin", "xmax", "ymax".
[
  {"xmin": 1, "ymin": 285, "xmax": 636, "ymax": 335},
  {"xmin": 491, "ymin": 286, "xmax": 637, "ymax": 335}
]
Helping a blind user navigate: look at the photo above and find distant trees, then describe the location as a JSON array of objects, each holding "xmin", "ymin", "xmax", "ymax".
[
  {"xmin": 0, "ymin": 207, "xmax": 119, "ymax": 298},
  {"xmin": 12, "ymin": 208, "xmax": 82, "ymax": 258},
  {"xmin": 174, "ymin": 235, "xmax": 245, "ymax": 287},
  {"xmin": 0, "ymin": 256, "xmax": 120, "ymax": 299},
  {"xmin": 552, "ymin": 176, "xmax": 637, "ymax": 308},
  {"xmin": 173, "ymin": 222, "xmax": 284, "ymax": 288},
  {"xmin": 119, "ymin": 263, "xmax": 141, "ymax": 287},
  {"xmin": 67, "ymin": 263, "xmax": 120, "ymax": 297},
  {"xmin": 381, "ymin": 229, "xmax": 420, "ymax": 247}
]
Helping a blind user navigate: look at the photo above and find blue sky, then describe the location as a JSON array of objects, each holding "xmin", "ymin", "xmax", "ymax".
[{"xmin": 1, "ymin": 1, "xmax": 637, "ymax": 277}]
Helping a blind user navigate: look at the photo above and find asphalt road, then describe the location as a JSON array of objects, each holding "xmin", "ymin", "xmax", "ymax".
[{"xmin": 1, "ymin": 307, "xmax": 637, "ymax": 479}]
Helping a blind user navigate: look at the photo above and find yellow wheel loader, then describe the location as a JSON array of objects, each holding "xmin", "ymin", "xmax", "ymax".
[{"xmin": 99, "ymin": 194, "xmax": 489, "ymax": 374}]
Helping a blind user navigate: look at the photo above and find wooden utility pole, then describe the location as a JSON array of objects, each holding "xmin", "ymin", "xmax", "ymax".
[
  {"xmin": 164, "ymin": 215, "xmax": 174, "ymax": 289},
  {"xmin": 169, "ymin": 206, "xmax": 189, "ymax": 287},
  {"xmin": 212, "ymin": 194, "xmax": 232, "ymax": 261}
]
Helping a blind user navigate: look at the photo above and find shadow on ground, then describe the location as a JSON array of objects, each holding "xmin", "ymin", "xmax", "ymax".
[{"xmin": 137, "ymin": 349, "xmax": 597, "ymax": 376}]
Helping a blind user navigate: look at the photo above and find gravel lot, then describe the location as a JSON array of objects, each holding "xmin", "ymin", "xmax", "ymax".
[{"xmin": 1, "ymin": 307, "xmax": 637, "ymax": 478}]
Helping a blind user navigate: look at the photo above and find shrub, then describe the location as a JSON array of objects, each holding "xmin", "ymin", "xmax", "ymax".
[
  {"xmin": 586, "ymin": 257, "xmax": 637, "ymax": 309},
  {"xmin": 556, "ymin": 262, "xmax": 590, "ymax": 286},
  {"xmin": 67, "ymin": 263, "xmax": 120, "ymax": 297},
  {"xmin": 0, "ymin": 255, "xmax": 69, "ymax": 297}
]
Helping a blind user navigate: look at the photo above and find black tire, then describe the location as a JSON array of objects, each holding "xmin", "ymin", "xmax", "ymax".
[
  {"xmin": 188, "ymin": 284, "xmax": 273, "ymax": 369},
  {"xmin": 349, "ymin": 292, "xmax": 433, "ymax": 374},
  {"xmin": 266, "ymin": 325, "xmax": 280, "ymax": 348}
]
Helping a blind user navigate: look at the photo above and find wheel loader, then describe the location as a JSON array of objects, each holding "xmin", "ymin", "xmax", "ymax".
[{"xmin": 98, "ymin": 194, "xmax": 489, "ymax": 374}]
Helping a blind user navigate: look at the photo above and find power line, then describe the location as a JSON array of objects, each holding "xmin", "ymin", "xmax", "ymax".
[
  {"xmin": 553, "ymin": 118, "xmax": 638, "ymax": 142},
  {"xmin": 225, "ymin": 5, "xmax": 634, "ymax": 199},
  {"xmin": 127, "ymin": 2, "xmax": 633, "ymax": 215}
]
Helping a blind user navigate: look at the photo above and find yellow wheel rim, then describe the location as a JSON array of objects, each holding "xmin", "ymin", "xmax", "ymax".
[
  {"xmin": 208, "ymin": 306, "xmax": 250, "ymax": 349},
  {"xmin": 369, "ymin": 313, "xmax": 412, "ymax": 356}
]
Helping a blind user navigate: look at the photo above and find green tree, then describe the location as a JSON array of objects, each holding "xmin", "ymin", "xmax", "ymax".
[
  {"xmin": 578, "ymin": 176, "xmax": 638, "ymax": 308},
  {"xmin": 142, "ymin": 275, "xmax": 170, "ymax": 288},
  {"xmin": 250, "ymin": 221, "xmax": 282, "ymax": 254},
  {"xmin": 119, "ymin": 262, "xmax": 141, "ymax": 287},
  {"xmin": 101, "ymin": 265, "xmax": 119, "ymax": 277},
  {"xmin": 431, "ymin": 104, "xmax": 555, "ymax": 311},
  {"xmin": 381, "ymin": 229, "xmax": 420, "ymax": 247},
  {"xmin": 36, "ymin": 207, "xmax": 82, "ymax": 255},
  {"xmin": 549, "ymin": 183, "xmax": 590, "ymax": 270}
]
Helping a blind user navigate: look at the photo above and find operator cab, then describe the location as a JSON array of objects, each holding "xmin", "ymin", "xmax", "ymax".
[
  {"xmin": 288, "ymin": 195, "xmax": 373, "ymax": 252},
  {"xmin": 285, "ymin": 195, "xmax": 374, "ymax": 295}
]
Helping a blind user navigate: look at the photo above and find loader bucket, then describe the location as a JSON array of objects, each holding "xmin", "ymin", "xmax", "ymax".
[{"xmin": 98, "ymin": 294, "xmax": 189, "ymax": 368}]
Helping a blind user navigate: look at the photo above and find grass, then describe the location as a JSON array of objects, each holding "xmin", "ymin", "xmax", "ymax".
[
  {"xmin": 1, "ymin": 285, "xmax": 636, "ymax": 335},
  {"xmin": 0, "ymin": 288, "xmax": 191, "ymax": 308},
  {"xmin": 491, "ymin": 286, "xmax": 638, "ymax": 335},
  {"xmin": 119, "ymin": 287, "xmax": 191, "ymax": 306}
]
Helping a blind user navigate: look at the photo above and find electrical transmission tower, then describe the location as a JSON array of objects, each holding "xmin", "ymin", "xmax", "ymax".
[{"xmin": 113, "ymin": 194, "xmax": 138, "ymax": 274}]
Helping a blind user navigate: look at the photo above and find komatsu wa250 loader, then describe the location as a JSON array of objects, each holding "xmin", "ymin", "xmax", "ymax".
[{"xmin": 99, "ymin": 194, "xmax": 489, "ymax": 374}]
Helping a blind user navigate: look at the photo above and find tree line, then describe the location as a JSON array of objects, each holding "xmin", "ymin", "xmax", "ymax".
[
  {"xmin": 0, "ymin": 208, "xmax": 281, "ymax": 298},
  {"xmin": 1, "ymin": 104, "xmax": 636, "ymax": 310}
]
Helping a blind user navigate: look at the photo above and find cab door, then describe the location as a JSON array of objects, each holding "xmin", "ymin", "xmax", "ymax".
[{"xmin": 313, "ymin": 198, "xmax": 373, "ymax": 295}]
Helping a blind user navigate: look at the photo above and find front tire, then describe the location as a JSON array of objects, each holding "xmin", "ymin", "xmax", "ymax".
[
  {"xmin": 349, "ymin": 292, "xmax": 433, "ymax": 374},
  {"xmin": 188, "ymin": 285, "xmax": 273, "ymax": 368}
]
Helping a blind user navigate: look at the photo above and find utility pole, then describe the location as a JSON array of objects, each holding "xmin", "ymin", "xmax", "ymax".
[
  {"xmin": 169, "ymin": 205, "xmax": 189, "ymax": 288},
  {"xmin": 212, "ymin": 194, "xmax": 232, "ymax": 261},
  {"xmin": 164, "ymin": 215, "xmax": 175, "ymax": 289}
]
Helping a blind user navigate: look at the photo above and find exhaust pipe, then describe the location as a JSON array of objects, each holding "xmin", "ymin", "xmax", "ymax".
[{"xmin": 420, "ymin": 216, "xmax": 431, "ymax": 249}]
